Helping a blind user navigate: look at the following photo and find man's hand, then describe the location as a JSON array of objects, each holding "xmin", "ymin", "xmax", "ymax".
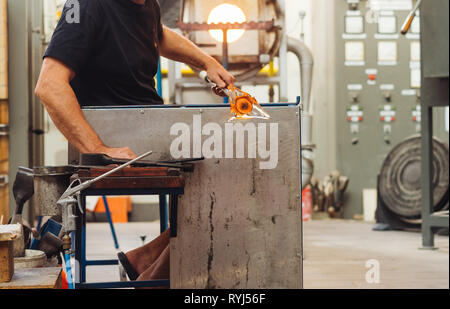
[
  {"xmin": 95, "ymin": 146, "xmax": 137, "ymax": 160},
  {"xmin": 159, "ymin": 27, "xmax": 235, "ymax": 98},
  {"xmin": 205, "ymin": 58, "xmax": 235, "ymax": 93}
]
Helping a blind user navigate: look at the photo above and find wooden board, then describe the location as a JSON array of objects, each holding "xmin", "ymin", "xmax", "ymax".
[
  {"xmin": 0, "ymin": 106, "xmax": 8, "ymax": 221},
  {"xmin": 0, "ymin": 0, "xmax": 7, "ymax": 99},
  {"xmin": 74, "ymin": 175, "xmax": 185, "ymax": 190},
  {"xmin": 0, "ymin": 267, "xmax": 62, "ymax": 289},
  {"xmin": 0, "ymin": 241, "xmax": 13, "ymax": 282},
  {"xmin": 0, "ymin": 181, "xmax": 8, "ymax": 223},
  {"xmin": 0, "ymin": 0, "xmax": 8, "ymax": 220}
]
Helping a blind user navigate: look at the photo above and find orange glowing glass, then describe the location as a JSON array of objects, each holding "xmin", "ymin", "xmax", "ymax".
[{"xmin": 227, "ymin": 85, "xmax": 270, "ymax": 120}]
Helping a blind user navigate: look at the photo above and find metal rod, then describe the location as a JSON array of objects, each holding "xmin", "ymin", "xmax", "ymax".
[
  {"xmin": 59, "ymin": 150, "xmax": 153, "ymax": 200},
  {"xmin": 222, "ymin": 29, "xmax": 229, "ymax": 104}
]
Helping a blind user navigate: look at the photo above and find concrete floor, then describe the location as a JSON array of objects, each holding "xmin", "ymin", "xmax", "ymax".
[
  {"xmin": 85, "ymin": 219, "xmax": 449, "ymax": 289},
  {"xmin": 303, "ymin": 220, "xmax": 448, "ymax": 289}
]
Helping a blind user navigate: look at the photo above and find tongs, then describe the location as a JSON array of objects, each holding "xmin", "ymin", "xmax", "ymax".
[{"xmin": 200, "ymin": 71, "xmax": 271, "ymax": 121}]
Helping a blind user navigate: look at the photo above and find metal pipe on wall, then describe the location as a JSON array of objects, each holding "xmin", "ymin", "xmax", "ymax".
[
  {"xmin": 6, "ymin": 0, "xmax": 45, "ymax": 218},
  {"xmin": 8, "ymin": 0, "xmax": 31, "ymax": 216},
  {"xmin": 28, "ymin": 0, "xmax": 45, "ymax": 170},
  {"xmin": 287, "ymin": 36, "xmax": 314, "ymax": 131},
  {"xmin": 287, "ymin": 36, "xmax": 314, "ymax": 187}
]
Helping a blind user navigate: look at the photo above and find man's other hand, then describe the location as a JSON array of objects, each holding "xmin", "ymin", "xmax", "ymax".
[{"xmin": 100, "ymin": 147, "xmax": 137, "ymax": 160}]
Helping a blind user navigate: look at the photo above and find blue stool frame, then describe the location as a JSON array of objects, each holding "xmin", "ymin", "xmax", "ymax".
[
  {"xmin": 74, "ymin": 187, "xmax": 182, "ymax": 289},
  {"xmin": 102, "ymin": 196, "xmax": 120, "ymax": 250}
]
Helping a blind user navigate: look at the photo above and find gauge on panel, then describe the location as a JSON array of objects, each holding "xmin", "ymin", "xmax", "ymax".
[
  {"xmin": 378, "ymin": 15, "xmax": 397, "ymax": 34},
  {"xmin": 410, "ymin": 41, "xmax": 421, "ymax": 61},
  {"xmin": 411, "ymin": 68, "xmax": 421, "ymax": 88},
  {"xmin": 378, "ymin": 41, "xmax": 398, "ymax": 62},
  {"xmin": 345, "ymin": 16, "xmax": 364, "ymax": 34},
  {"xmin": 345, "ymin": 41, "xmax": 365, "ymax": 61}
]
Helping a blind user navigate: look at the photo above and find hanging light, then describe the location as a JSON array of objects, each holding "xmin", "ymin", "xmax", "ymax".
[{"xmin": 207, "ymin": 3, "xmax": 247, "ymax": 43}]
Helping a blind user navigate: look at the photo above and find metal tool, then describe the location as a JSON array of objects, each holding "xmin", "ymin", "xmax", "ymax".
[
  {"xmin": 10, "ymin": 167, "xmax": 35, "ymax": 257},
  {"xmin": 199, "ymin": 71, "xmax": 271, "ymax": 120},
  {"xmin": 11, "ymin": 167, "xmax": 35, "ymax": 225},
  {"xmin": 160, "ymin": 157, "xmax": 205, "ymax": 164},
  {"xmin": 401, "ymin": 0, "xmax": 422, "ymax": 35},
  {"xmin": 57, "ymin": 150, "xmax": 153, "ymax": 237},
  {"xmin": 79, "ymin": 153, "xmax": 193, "ymax": 169}
]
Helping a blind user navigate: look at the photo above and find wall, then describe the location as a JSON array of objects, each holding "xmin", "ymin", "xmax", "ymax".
[{"xmin": 309, "ymin": 0, "xmax": 338, "ymax": 179}]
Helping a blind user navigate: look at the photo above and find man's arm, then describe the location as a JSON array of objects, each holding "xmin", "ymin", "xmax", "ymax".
[
  {"xmin": 159, "ymin": 26, "xmax": 235, "ymax": 89},
  {"xmin": 35, "ymin": 57, "xmax": 136, "ymax": 159}
]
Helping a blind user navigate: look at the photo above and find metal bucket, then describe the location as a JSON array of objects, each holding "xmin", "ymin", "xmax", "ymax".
[{"xmin": 31, "ymin": 166, "xmax": 75, "ymax": 216}]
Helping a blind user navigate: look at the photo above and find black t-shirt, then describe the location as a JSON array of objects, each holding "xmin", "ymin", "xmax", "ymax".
[{"xmin": 44, "ymin": 0, "xmax": 164, "ymax": 107}]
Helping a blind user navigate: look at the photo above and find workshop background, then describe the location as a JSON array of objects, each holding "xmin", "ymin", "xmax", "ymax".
[{"xmin": 0, "ymin": 0, "xmax": 449, "ymax": 289}]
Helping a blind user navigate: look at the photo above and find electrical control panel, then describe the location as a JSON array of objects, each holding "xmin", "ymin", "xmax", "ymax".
[{"xmin": 334, "ymin": 0, "xmax": 449, "ymax": 218}]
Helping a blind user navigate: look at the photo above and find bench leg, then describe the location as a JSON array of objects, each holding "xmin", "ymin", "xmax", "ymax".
[
  {"xmin": 169, "ymin": 195, "xmax": 178, "ymax": 238},
  {"xmin": 159, "ymin": 195, "xmax": 168, "ymax": 233}
]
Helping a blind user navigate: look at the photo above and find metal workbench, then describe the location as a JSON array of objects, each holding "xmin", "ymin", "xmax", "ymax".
[{"xmin": 70, "ymin": 101, "xmax": 304, "ymax": 289}]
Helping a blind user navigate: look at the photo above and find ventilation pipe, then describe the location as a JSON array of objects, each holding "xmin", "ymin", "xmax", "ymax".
[{"xmin": 287, "ymin": 36, "xmax": 314, "ymax": 188}]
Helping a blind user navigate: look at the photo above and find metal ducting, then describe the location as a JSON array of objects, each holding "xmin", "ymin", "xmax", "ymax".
[
  {"xmin": 287, "ymin": 36, "xmax": 313, "ymax": 115},
  {"xmin": 379, "ymin": 135, "xmax": 449, "ymax": 219}
]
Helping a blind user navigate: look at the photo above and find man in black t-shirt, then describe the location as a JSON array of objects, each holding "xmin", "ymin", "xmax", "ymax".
[
  {"xmin": 35, "ymin": 0, "xmax": 234, "ymax": 285},
  {"xmin": 36, "ymin": 0, "xmax": 233, "ymax": 160}
]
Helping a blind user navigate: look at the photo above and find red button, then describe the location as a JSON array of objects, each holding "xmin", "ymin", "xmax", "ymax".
[
  {"xmin": 359, "ymin": 116, "xmax": 363, "ymax": 122},
  {"xmin": 380, "ymin": 116, "xmax": 385, "ymax": 122},
  {"xmin": 368, "ymin": 74, "xmax": 376, "ymax": 81}
]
